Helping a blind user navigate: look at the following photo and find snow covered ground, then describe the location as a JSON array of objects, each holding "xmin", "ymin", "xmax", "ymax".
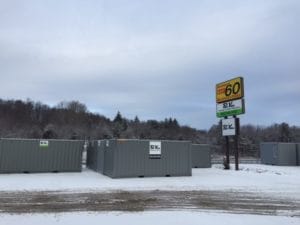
[
  {"xmin": 0, "ymin": 211, "xmax": 299, "ymax": 225},
  {"xmin": 0, "ymin": 164, "xmax": 299, "ymax": 225},
  {"xmin": 0, "ymin": 164, "xmax": 299, "ymax": 197}
]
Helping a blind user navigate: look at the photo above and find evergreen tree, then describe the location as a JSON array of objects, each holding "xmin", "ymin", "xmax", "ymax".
[
  {"xmin": 134, "ymin": 115, "xmax": 140, "ymax": 123},
  {"xmin": 113, "ymin": 111, "xmax": 123, "ymax": 123},
  {"xmin": 279, "ymin": 122, "xmax": 290, "ymax": 142}
]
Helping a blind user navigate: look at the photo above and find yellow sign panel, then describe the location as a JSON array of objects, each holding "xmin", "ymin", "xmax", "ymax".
[{"xmin": 216, "ymin": 77, "xmax": 244, "ymax": 103}]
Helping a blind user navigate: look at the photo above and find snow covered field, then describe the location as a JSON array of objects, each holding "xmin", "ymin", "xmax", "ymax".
[
  {"xmin": 0, "ymin": 211, "xmax": 299, "ymax": 225},
  {"xmin": 0, "ymin": 164, "xmax": 299, "ymax": 224},
  {"xmin": 0, "ymin": 164, "xmax": 299, "ymax": 196}
]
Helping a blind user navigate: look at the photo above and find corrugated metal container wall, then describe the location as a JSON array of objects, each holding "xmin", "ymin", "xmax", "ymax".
[
  {"xmin": 297, "ymin": 143, "xmax": 300, "ymax": 166},
  {"xmin": 161, "ymin": 141, "xmax": 191, "ymax": 176},
  {"xmin": 277, "ymin": 143, "xmax": 297, "ymax": 166},
  {"xmin": 260, "ymin": 142, "xmax": 277, "ymax": 165},
  {"xmin": 191, "ymin": 144, "xmax": 211, "ymax": 168},
  {"xmin": 103, "ymin": 140, "xmax": 117, "ymax": 177},
  {"xmin": 86, "ymin": 140, "xmax": 105, "ymax": 173},
  {"xmin": 89, "ymin": 139, "xmax": 191, "ymax": 178},
  {"xmin": 0, "ymin": 138, "xmax": 83, "ymax": 173},
  {"xmin": 260, "ymin": 142, "xmax": 297, "ymax": 166},
  {"xmin": 112, "ymin": 140, "xmax": 145, "ymax": 178}
]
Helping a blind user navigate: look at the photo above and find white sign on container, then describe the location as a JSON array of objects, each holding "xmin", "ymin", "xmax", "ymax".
[
  {"xmin": 149, "ymin": 141, "xmax": 161, "ymax": 155},
  {"xmin": 39, "ymin": 140, "xmax": 49, "ymax": 147},
  {"xmin": 222, "ymin": 118, "xmax": 236, "ymax": 136}
]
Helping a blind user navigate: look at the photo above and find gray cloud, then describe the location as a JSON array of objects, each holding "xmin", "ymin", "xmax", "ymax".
[{"xmin": 0, "ymin": 0, "xmax": 299, "ymax": 129}]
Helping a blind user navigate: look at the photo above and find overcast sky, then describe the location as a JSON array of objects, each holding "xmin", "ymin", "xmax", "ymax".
[{"xmin": 0, "ymin": 0, "xmax": 299, "ymax": 129}]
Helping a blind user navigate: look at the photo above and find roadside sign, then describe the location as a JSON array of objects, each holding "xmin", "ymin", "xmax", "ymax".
[
  {"xmin": 216, "ymin": 99, "xmax": 245, "ymax": 118},
  {"xmin": 216, "ymin": 77, "xmax": 244, "ymax": 103},
  {"xmin": 222, "ymin": 118, "xmax": 236, "ymax": 136},
  {"xmin": 216, "ymin": 77, "xmax": 244, "ymax": 170}
]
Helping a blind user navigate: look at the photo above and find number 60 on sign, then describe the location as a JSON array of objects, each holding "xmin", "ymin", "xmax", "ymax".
[{"xmin": 216, "ymin": 77, "xmax": 244, "ymax": 103}]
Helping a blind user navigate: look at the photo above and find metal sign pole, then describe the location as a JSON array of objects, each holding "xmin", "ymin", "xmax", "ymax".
[
  {"xmin": 234, "ymin": 116, "xmax": 239, "ymax": 170},
  {"xmin": 225, "ymin": 136, "xmax": 230, "ymax": 169},
  {"xmin": 224, "ymin": 116, "xmax": 230, "ymax": 169}
]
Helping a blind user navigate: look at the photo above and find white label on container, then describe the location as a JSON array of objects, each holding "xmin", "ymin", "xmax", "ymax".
[
  {"xmin": 39, "ymin": 140, "xmax": 49, "ymax": 147},
  {"xmin": 98, "ymin": 140, "xmax": 101, "ymax": 146},
  {"xmin": 149, "ymin": 141, "xmax": 161, "ymax": 155},
  {"xmin": 106, "ymin": 140, "xmax": 109, "ymax": 147}
]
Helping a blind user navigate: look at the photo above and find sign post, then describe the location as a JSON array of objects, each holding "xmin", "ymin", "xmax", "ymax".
[
  {"xmin": 234, "ymin": 116, "xmax": 240, "ymax": 170},
  {"xmin": 216, "ymin": 77, "xmax": 245, "ymax": 171},
  {"xmin": 223, "ymin": 116, "xmax": 230, "ymax": 170}
]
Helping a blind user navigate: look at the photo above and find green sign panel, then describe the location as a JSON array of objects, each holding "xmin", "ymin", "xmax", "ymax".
[{"xmin": 216, "ymin": 99, "xmax": 245, "ymax": 118}]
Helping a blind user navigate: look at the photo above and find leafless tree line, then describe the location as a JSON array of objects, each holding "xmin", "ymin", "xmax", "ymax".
[{"xmin": 0, "ymin": 99, "xmax": 299, "ymax": 157}]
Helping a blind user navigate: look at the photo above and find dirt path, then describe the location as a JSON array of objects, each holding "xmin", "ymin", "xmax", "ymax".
[{"xmin": 0, "ymin": 190, "xmax": 299, "ymax": 216}]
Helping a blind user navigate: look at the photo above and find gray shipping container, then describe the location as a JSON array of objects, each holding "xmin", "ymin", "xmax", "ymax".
[
  {"xmin": 260, "ymin": 142, "xmax": 297, "ymax": 166},
  {"xmin": 0, "ymin": 138, "xmax": 84, "ymax": 173},
  {"xmin": 191, "ymin": 144, "xmax": 211, "ymax": 168},
  {"xmin": 87, "ymin": 139, "xmax": 192, "ymax": 178},
  {"xmin": 296, "ymin": 143, "xmax": 300, "ymax": 166}
]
